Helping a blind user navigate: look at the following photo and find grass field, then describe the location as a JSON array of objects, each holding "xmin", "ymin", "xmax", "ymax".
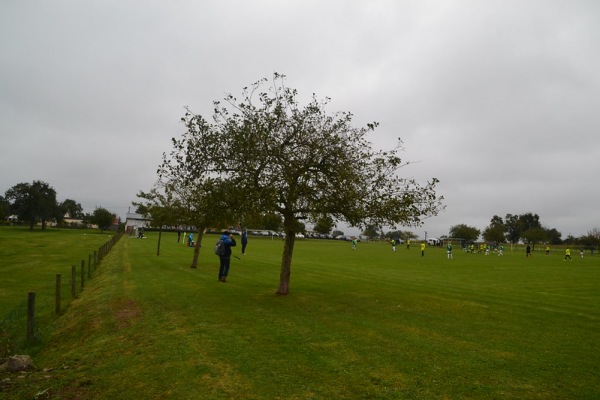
[{"xmin": 1, "ymin": 228, "xmax": 599, "ymax": 399}]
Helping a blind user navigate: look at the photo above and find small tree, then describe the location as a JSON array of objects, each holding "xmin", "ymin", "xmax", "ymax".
[
  {"xmin": 91, "ymin": 207, "xmax": 115, "ymax": 233},
  {"xmin": 361, "ymin": 224, "xmax": 379, "ymax": 239},
  {"xmin": 521, "ymin": 227, "xmax": 548, "ymax": 250},
  {"xmin": 482, "ymin": 225, "xmax": 505, "ymax": 243},
  {"xmin": 314, "ymin": 215, "xmax": 335, "ymax": 235},
  {"xmin": 449, "ymin": 224, "xmax": 480, "ymax": 243}
]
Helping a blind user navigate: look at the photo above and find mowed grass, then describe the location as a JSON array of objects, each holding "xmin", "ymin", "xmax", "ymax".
[
  {"xmin": 0, "ymin": 226, "xmax": 115, "ymax": 316},
  {"xmin": 2, "ymin": 229, "xmax": 600, "ymax": 399}
]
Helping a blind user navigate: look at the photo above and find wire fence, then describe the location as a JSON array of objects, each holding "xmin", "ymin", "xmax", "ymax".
[{"xmin": 0, "ymin": 232, "xmax": 123, "ymax": 358}]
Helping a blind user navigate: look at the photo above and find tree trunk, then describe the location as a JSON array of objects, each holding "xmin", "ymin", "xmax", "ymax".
[
  {"xmin": 190, "ymin": 227, "xmax": 206, "ymax": 268},
  {"xmin": 277, "ymin": 232, "xmax": 295, "ymax": 295}
]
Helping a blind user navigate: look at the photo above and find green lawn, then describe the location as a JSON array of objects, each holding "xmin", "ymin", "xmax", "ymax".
[
  {"xmin": 0, "ymin": 226, "xmax": 114, "ymax": 316},
  {"xmin": 1, "ymin": 229, "xmax": 599, "ymax": 399}
]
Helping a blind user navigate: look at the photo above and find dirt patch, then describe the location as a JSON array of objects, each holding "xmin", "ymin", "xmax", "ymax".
[{"xmin": 112, "ymin": 299, "xmax": 142, "ymax": 329}]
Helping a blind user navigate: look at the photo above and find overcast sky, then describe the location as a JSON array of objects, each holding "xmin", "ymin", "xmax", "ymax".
[{"xmin": 1, "ymin": 0, "xmax": 598, "ymax": 239}]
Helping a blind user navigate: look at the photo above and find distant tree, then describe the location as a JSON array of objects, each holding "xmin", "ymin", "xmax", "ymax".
[
  {"xmin": 261, "ymin": 213, "xmax": 283, "ymax": 232},
  {"xmin": 58, "ymin": 199, "xmax": 84, "ymax": 219},
  {"xmin": 384, "ymin": 230, "xmax": 403, "ymax": 239},
  {"xmin": 503, "ymin": 212, "xmax": 542, "ymax": 243},
  {"xmin": 361, "ymin": 223, "xmax": 379, "ymax": 238},
  {"xmin": 545, "ymin": 228, "xmax": 562, "ymax": 245},
  {"xmin": 489, "ymin": 215, "xmax": 504, "ymax": 228},
  {"xmin": 403, "ymin": 231, "xmax": 419, "ymax": 240},
  {"xmin": 449, "ymin": 224, "xmax": 480, "ymax": 242},
  {"xmin": 504, "ymin": 214, "xmax": 520, "ymax": 243},
  {"xmin": 521, "ymin": 227, "xmax": 548, "ymax": 249},
  {"xmin": 577, "ymin": 228, "xmax": 600, "ymax": 250},
  {"xmin": 519, "ymin": 212, "xmax": 541, "ymax": 231},
  {"xmin": 5, "ymin": 180, "xmax": 58, "ymax": 230},
  {"xmin": 313, "ymin": 215, "xmax": 335, "ymax": 235},
  {"xmin": 482, "ymin": 225, "xmax": 505, "ymax": 243},
  {"xmin": 564, "ymin": 234, "xmax": 577, "ymax": 245},
  {"xmin": 0, "ymin": 195, "xmax": 10, "ymax": 221},
  {"xmin": 91, "ymin": 207, "xmax": 115, "ymax": 233}
]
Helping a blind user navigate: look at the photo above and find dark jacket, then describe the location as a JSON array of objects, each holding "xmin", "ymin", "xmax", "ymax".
[{"xmin": 220, "ymin": 233, "xmax": 237, "ymax": 256}]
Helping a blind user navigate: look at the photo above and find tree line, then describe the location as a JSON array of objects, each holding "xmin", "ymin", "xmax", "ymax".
[
  {"xmin": 447, "ymin": 212, "xmax": 600, "ymax": 248},
  {"xmin": 1, "ymin": 180, "xmax": 116, "ymax": 232}
]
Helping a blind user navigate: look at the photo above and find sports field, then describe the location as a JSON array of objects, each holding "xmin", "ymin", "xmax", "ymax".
[{"xmin": 1, "ymin": 227, "xmax": 599, "ymax": 399}]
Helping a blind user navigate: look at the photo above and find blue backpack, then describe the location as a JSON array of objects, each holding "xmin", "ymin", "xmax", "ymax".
[{"xmin": 214, "ymin": 238, "xmax": 226, "ymax": 256}]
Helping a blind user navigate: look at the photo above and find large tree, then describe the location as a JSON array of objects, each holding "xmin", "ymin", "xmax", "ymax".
[
  {"xmin": 180, "ymin": 74, "xmax": 443, "ymax": 294},
  {"xmin": 5, "ymin": 180, "xmax": 58, "ymax": 230}
]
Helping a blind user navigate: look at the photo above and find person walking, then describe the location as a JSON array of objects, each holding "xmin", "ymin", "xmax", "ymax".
[
  {"xmin": 218, "ymin": 231, "xmax": 237, "ymax": 282},
  {"xmin": 351, "ymin": 238, "xmax": 358, "ymax": 250},
  {"xmin": 420, "ymin": 241, "xmax": 426, "ymax": 257},
  {"xmin": 391, "ymin": 239, "xmax": 397, "ymax": 252},
  {"xmin": 545, "ymin": 246, "xmax": 550, "ymax": 256},
  {"xmin": 526, "ymin": 244, "xmax": 532, "ymax": 257},
  {"xmin": 241, "ymin": 229, "xmax": 248, "ymax": 255},
  {"xmin": 447, "ymin": 242, "xmax": 453, "ymax": 260},
  {"xmin": 564, "ymin": 248, "xmax": 572, "ymax": 261}
]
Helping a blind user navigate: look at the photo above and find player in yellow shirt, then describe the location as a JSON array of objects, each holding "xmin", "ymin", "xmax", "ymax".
[
  {"xmin": 564, "ymin": 248, "xmax": 572, "ymax": 261},
  {"xmin": 420, "ymin": 242, "xmax": 426, "ymax": 256}
]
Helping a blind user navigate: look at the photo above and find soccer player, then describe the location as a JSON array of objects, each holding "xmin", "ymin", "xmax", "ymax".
[
  {"xmin": 420, "ymin": 242, "xmax": 426, "ymax": 256},
  {"xmin": 564, "ymin": 248, "xmax": 572, "ymax": 261},
  {"xmin": 447, "ymin": 242, "xmax": 453, "ymax": 259}
]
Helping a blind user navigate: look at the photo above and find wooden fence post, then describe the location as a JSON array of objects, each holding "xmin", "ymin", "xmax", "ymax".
[
  {"xmin": 93, "ymin": 250, "xmax": 97, "ymax": 269},
  {"xmin": 27, "ymin": 292, "xmax": 35, "ymax": 343},
  {"xmin": 71, "ymin": 265, "xmax": 76, "ymax": 299},
  {"xmin": 88, "ymin": 254, "xmax": 92, "ymax": 278},
  {"xmin": 80, "ymin": 260, "xmax": 85, "ymax": 289},
  {"xmin": 55, "ymin": 274, "xmax": 61, "ymax": 315}
]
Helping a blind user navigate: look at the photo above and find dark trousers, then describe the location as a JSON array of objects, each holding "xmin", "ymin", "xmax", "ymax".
[{"xmin": 219, "ymin": 255, "xmax": 231, "ymax": 279}]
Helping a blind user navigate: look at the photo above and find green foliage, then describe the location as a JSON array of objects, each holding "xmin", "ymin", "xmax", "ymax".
[
  {"xmin": 361, "ymin": 223, "xmax": 379, "ymax": 238},
  {"xmin": 521, "ymin": 227, "xmax": 548, "ymax": 245},
  {"xmin": 313, "ymin": 215, "xmax": 335, "ymax": 234},
  {"xmin": 58, "ymin": 199, "xmax": 84, "ymax": 220},
  {"xmin": 482, "ymin": 224, "xmax": 505, "ymax": 242},
  {"xmin": 0, "ymin": 195, "xmax": 10, "ymax": 220},
  {"xmin": 449, "ymin": 223, "xmax": 480, "ymax": 242},
  {"xmin": 4, "ymin": 180, "xmax": 58, "ymax": 230},
  {"xmin": 91, "ymin": 207, "xmax": 114, "ymax": 232},
  {"xmin": 2, "ymin": 231, "xmax": 599, "ymax": 399},
  {"xmin": 176, "ymin": 73, "xmax": 444, "ymax": 294}
]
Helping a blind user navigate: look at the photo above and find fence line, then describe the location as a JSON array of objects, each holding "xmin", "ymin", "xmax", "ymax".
[{"xmin": 0, "ymin": 232, "xmax": 123, "ymax": 357}]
